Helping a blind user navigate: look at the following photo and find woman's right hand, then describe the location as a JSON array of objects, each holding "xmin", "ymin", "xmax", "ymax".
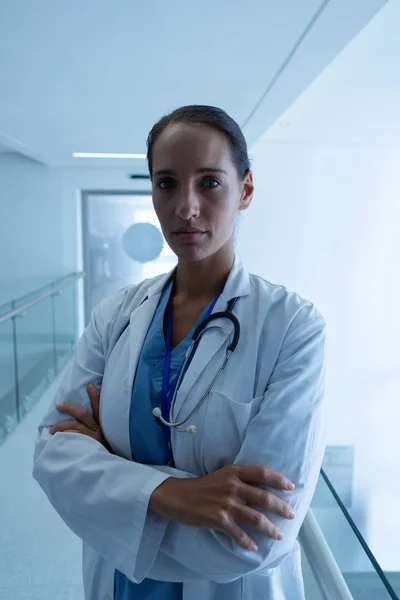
[{"xmin": 149, "ymin": 464, "xmax": 295, "ymax": 551}]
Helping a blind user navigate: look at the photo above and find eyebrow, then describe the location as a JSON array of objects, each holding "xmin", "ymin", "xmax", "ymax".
[{"xmin": 153, "ymin": 167, "xmax": 228, "ymax": 177}]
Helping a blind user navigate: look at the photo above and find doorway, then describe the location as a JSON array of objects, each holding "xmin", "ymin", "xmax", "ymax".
[{"xmin": 81, "ymin": 192, "xmax": 177, "ymax": 325}]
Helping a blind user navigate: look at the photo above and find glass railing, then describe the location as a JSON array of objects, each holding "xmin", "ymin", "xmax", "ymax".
[
  {"xmin": 0, "ymin": 274, "xmax": 74, "ymax": 310},
  {"xmin": 0, "ymin": 272, "xmax": 84, "ymax": 446},
  {"xmin": 300, "ymin": 469, "xmax": 399, "ymax": 599}
]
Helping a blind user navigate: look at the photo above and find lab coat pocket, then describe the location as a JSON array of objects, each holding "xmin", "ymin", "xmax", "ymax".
[{"xmin": 201, "ymin": 391, "xmax": 264, "ymax": 473}]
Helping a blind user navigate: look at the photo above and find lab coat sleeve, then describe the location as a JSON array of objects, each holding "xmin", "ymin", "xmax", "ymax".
[
  {"xmin": 132, "ymin": 310, "xmax": 326, "ymax": 584},
  {"xmin": 32, "ymin": 292, "xmax": 195, "ymax": 580}
]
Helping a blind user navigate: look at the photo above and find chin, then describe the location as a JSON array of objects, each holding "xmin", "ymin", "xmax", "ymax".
[
  {"xmin": 168, "ymin": 243, "xmax": 208, "ymax": 263},
  {"xmin": 167, "ymin": 234, "xmax": 232, "ymax": 264},
  {"xmin": 166, "ymin": 235, "xmax": 206, "ymax": 261},
  {"xmin": 174, "ymin": 247, "xmax": 208, "ymax": 263}
]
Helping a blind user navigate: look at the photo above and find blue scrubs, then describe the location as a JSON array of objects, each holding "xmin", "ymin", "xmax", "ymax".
[{"xmin": 114, "ymin": 280, "xmax": 213, "ymax": 599}]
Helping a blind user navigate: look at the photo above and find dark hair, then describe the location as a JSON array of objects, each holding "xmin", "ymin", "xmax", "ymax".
[{"xmin": 146, "ymin": 105, "xmax": 251, "ymax": 179}]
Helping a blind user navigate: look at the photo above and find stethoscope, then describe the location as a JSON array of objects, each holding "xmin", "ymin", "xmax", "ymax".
[{"xmin": 152, "ymin": 297, "xmax": 240, "ymax": 435}]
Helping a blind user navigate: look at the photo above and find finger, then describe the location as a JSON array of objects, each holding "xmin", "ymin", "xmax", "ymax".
[
  {"xmin": 234, "ymin": 505, "xmax": 284, "ymax": 541},
  {"xmin": 233, "ymin": 465, "xmax": 295, "ymax": 491},
  {"xmin": 219, "ymin": 518, "xmax": 259, "ymax": 552},
  {"xmin": 87, "ymin": 384, "xmax": 100, "ymax": 425},
  {"xmin": 50, "ymin": 419, "xmax": 93, "ymax": 436},
  {"xmin": 49, "ymin": 419, "xmax": 84, "ymax": 435},
  {"xmin": 242, "ymin": 485, "xmax": 295, "ymax": 520},
  {"xmin": 56, "ymin": 402, "xmax": 97, "ymax": 431}
]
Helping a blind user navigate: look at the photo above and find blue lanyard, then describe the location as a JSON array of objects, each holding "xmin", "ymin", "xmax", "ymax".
[{"xmin": 160, "ymin": 288, "xmax": 222, "ymax": 466}]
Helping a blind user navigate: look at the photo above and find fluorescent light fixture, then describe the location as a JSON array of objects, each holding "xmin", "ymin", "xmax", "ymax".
[{"xmin": 73, "ymin": 152, "xmax": 147, "ymax": 159}]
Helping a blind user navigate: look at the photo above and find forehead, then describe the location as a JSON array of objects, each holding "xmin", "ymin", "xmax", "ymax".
[{"xmin": 152, "ymin": 122, "xmax": 234, "ymax": 172}]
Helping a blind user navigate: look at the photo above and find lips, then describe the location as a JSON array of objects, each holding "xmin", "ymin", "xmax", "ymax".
[
  {"xmin": 173, "ymin": 228, "xmax": 204, "ymax": 234},
  {"xmin": 173, "ymin": 229, "xmax": 205, "ymax": 242}
]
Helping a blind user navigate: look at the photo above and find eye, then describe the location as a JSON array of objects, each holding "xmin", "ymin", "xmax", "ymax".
[
  {"xmin": 157, "ymin": 178, "xmax": 175, "ymax": 190},
  {"xmin": 201, "ymin": 177, "xmax": 220, "ymax": 189}
]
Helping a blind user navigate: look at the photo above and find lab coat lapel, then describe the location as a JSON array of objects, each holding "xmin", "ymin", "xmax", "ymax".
[
  {"xmin": 105, "ymin": 297, "xmax": 161, "ymax": 459},
  {"xmin": 127, "ymin": 268, "xmax": 176, "ymax": 392},
  {"xmin": 110, "ymin": 271, "xmax": 174, "ymax": 459},
  {"xmin": 127, "ymin": 297, "xmax": 159, "ymax": 391}
]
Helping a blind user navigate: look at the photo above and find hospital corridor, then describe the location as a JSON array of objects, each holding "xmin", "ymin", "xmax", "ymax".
[{"xmin": 1, "ymin": 2, "xmax": 400, "ymax": 599}]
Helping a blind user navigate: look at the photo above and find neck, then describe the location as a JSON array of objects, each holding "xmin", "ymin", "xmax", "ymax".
[{"xmin": 174, "ymin": 247, "xmax": 234, "ymax": 302}]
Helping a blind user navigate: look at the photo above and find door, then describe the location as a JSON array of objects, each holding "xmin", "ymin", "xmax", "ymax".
[{"xmin": 82, "ymin": 192, "xmax": 177, "ymax": 325}]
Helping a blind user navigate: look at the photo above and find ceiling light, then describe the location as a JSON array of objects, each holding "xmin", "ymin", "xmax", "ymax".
[{"xmin": 73, "ymin": 152, "xmax": 147, "ymax": 159}]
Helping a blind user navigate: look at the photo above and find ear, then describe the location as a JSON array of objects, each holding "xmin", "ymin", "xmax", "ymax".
[{"xmin": 239, "ymin": 171, "xmax": 254, "ymax": 211}]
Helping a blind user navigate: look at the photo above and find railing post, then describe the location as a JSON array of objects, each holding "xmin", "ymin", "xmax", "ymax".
[
  {"xmin": 11, "ymin": 301, "xmax": 21, "ymax": 423},
  {"xmin": 51, "ymin": 289, "xmax": 57, "ymax": 374}
]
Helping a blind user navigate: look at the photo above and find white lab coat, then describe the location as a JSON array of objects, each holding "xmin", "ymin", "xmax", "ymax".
[{"xmin": 33, "ymin": 256, "xmax": 326, "ymax": 600}]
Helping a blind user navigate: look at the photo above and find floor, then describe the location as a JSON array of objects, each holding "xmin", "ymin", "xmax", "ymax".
[{"xmin": 0, "ymin": 375, "xmax": 84, "ymax": 600}]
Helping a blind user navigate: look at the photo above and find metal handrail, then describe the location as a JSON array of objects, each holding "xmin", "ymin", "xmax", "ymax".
[
  {"xmin": 319, "ymin": 469, "xmax": 399, "ymax": 599},
  {"xmin": 0, "ymin": 272, "xmax": 84, "ymax": 324},
  {"xmin": 300, "ymin": 467, "xmax": 399, "ymax": 600},
  {"xmin": 299, "ymin": 509, "xmax": 354, "ymax": 600},
  {"xmin": 0, "ymin": 272, "xmax": 81, "ymax": 313}
]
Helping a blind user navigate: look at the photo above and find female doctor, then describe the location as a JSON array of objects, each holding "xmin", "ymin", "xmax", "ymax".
[{"xmin": 33, "ymin": 105, "xmax": 326, "ymax": 600}]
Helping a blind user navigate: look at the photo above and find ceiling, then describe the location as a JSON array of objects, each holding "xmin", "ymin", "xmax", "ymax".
[
  {"xmin": 263, "ymin": 0, "xmax": 400, "ymax": 147},
  {"xmin": 0, "ymin": 0, "xmax": 388, "ymax": 168}
]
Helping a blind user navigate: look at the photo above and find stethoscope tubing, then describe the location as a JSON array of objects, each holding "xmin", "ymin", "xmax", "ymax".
[{"xmin": 153, "ymin": 298, "xmax": 240, "ymax": 433}]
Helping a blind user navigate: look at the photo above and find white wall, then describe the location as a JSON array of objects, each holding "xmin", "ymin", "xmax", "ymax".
[
  {"xmin": 238, "ymin": 139, "xmax": 400, "ymax": 448},
  {"xmin": 237, "ymin": 140, "xmax": 400, "ymax": 567},
  {"xmin": 0, "ymin": 153, "xmax": 67, "ymax": 282}
]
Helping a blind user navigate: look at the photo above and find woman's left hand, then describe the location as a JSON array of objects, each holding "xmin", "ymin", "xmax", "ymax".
[{"xmin": 49, "ymin": 384, "xmax": 112, "ymax": 452}]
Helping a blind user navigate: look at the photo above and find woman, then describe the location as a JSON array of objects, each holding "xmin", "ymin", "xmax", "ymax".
[{"xmin": 33, "ymin": 105, "xmax": 326, "ymax": 600}]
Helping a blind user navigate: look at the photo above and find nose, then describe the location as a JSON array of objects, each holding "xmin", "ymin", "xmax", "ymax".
[{"xmin": 175, "ymin": 186, "xmax": 200, "ymax": 221}]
